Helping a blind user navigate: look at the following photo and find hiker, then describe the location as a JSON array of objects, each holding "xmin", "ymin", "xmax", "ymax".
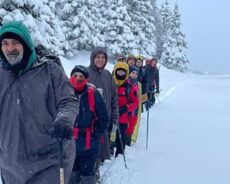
[
  {"xmin": 125, "ymin": 66, "xmax": 140, "ymax": 145},
  {"xmin": 112, "ymin": 62, "xmax": 139, "ymax": 156},
  {"xmin": 126, "ymin": 55, "xmax": 136, "ymax": 67},
  {"xmin": 0, "ymin": 21, "xmax": 78, "ymax": 184},
  {"xmin": 144, "ymin": 58, "xmax": 160, "ymax": 109},
  {"xmin": 87, "ymin": 47, "xmax": 119, "ymax": 181},
  {"xmin": 68, "ymin": 65, "xmax": 109, "ymax": 184}
]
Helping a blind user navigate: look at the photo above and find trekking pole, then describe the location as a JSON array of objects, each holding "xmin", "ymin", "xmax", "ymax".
[
  {"xmin": 58, "ymin": 139, "xmax": 64, "ymax": 184},
  {"xmin": 146, "ymin": 101, "xmax": 150, "ymax": 149},
  {"xmin": 116, "ymin": 123, "xmax": 128, "ymax": 169}
]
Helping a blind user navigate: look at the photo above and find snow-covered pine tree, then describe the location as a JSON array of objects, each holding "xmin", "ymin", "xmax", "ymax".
[
  {"xmin": 159, "ymin": 0, "xmax": 172, "ymax": 34},
  {"xmin": 104, "ymin": 0, "xmax": 136, "ymax": 56},
  {"xmin": 170, "ymin": 3, "xmax": 189, "ymax": 71},
  {"xmin": 150, "ymin": 0, "xmax": 164, "ymax": 59},
  {"xmin": 126, "ymin": 0, "xmax": 156, "ymax": 57},
  {"xmin": 160, "ymin": 2, "xmax": 189, "ymax": 72},
  {"xmin": 56, "ymin": 0, "xmax": 105, "ymax": 56},
  {"xmin": 0, "ymin": 0, "xmax": 65, "ymax": 55},
  {"xmin": 89, "ymin": 0, "xmax": 106, "ymax": 49}
]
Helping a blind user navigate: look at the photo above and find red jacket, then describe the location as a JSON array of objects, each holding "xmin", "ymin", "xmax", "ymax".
[{"xmin": 117, "ymin": 80, "xmax": 139, "ymax": 124}]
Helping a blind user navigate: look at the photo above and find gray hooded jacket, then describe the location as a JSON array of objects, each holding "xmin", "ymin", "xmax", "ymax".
[
  {"xmin": 87, "ymin": 48, "xmax": 118, "ymax": 159},
  {"xmin": 0, "ymin": 21, "xmax": 78, "ymax": 184},
  {"xmin": 87, "ymin": 48, "xmax": 118, "ymax": 127}
]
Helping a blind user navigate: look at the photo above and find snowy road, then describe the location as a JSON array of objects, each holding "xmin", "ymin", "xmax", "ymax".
[{"xmin": 102, "ymin": 74, "xmax": 230, "ymax": 184}]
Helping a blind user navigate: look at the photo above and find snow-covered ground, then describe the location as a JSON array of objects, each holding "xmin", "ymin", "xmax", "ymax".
[
  {"xmin": 100, "ymin": 70, "xmax": 230, "ymax": 184},
  {"xmin": 61, "ymin": 53, "xmax": 230, "ymax": 184},
  {"xmin": 1, "ymin": 52, "xmax": 230, "ymax": 184}
]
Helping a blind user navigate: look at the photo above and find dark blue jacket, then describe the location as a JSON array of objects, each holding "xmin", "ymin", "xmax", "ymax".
[{"xmin": 74, "ymin": 86, "xmax": 109, "ymax": 155}]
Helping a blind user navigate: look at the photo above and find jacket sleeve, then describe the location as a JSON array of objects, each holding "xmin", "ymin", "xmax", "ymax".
[
  {"xmin": 141, "ymin": 69, "xmax": 148, "ymax": 94},
  {"xmin": 110, "ymin": 75, "xmax": 119, "ymax": 126},
  {"xmin": 155, "ymin": 68, "xmax": 160, "ymax": 92},
  {"xmin": 50, "ymin": 62, "xmax": 79, "ymax": 126},
  {"xmin": 95, "ymin": 90, "xmax": 110, "ymax": 133}
]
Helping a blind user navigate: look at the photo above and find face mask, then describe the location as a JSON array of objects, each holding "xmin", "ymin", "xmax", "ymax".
[{"xmin": 69, "ymin": 76, "xmax": 88, "ymax": 92}]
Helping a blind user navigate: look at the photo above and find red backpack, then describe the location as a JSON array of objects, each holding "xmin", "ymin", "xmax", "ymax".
[{"xmin": 73, "ymin": 86, "xmax": 97, "ymax": 150}]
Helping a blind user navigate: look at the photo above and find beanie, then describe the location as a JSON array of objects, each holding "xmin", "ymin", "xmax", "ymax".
[
  {"xmin": 129, "ymin": 66, "xmax": 139, "ymax": 74},
  {"xmin": 71, "ymin": 65, "xmax": 89, "ymax": 78},
  {"xmin": 0, "ymin": 32, "xmax": 27, "ymax": 49},
  {"xmin": 145, "ymin": 59, "xmax": 152, "ymax": 65},
  {"xmin": 117, "ymin": 55, "xmax": 126, "ymax": 62}
]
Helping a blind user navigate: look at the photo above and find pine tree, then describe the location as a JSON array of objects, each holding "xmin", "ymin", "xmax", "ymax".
[
  {"xmin": 56, "ymin": 0, "xmax": 105, "ymax": 56},
  {"xmin": 160, "ymin": 2, "xmax": 189, "ymax": 72},
  {"xmin": 150, "ymin": 0, "xmax": 164, "ymax": 59},
  {"xmin": 126, "ymin": 0, "xmax": 156, "ymax": 57},
  {"xmin": 0, "ymin": 0, "xmax": 65, "ymax": 55},
  {"xmin": 104, "ymin": 0, "xmax": 136, "ymax": 56},
  {"xmin": 159, "ymin": 0, "xmax": 172, "ymax": 33},
  {"xmin": 90, "ymin": 0, "xmax": 106, "ymax": 48}
]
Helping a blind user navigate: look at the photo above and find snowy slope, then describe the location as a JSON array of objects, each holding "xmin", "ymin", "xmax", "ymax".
[
  {"xmin": 101, "ymin": 74, "xmax": 230, "ymax": 184},
  {"xmin": 1, "ymin": 53, "xmax": 230, "ymax": 184},
  {"xmin": 62, "ymin": 53, "xmax": 230, "ymax": 184}
]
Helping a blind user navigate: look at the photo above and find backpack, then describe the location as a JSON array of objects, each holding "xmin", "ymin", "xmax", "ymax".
[
  {"xmin": 73, "ymin": 86, "xmax": 97, "ymax": 150},
  {"xmin": 35, "ymin": 44, "xmax": 64, "ymax": 69}
]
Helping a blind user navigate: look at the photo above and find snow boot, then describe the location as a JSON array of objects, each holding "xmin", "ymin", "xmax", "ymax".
[
  {"xmin": 79, "ymin": 175, "xmax": 96, "ymax": 184},
  {"xmin": 125, "ymin": 135, "xmax": 131, "ymax": 146}
]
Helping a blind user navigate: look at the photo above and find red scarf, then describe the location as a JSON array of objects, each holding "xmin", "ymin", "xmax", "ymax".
[{"xmin": 70, "ymin": 76, "xmax": 88, "ymax": 92}]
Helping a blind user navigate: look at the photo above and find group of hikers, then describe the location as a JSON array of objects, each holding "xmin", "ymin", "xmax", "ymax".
[{"xmin": 0, "ymin": 21, "xmax": 160, "ymax": 184}]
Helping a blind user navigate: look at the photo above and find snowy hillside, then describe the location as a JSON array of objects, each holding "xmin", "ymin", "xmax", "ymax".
[{"xmin": 1, "ymin": 53, "xmax": 230, "ymax": 184}]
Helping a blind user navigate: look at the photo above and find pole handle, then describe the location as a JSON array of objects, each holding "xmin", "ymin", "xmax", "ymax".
[
  {"xmin": 60, "ymin": 168, "xmax": 64, "ymax": 184},
  {"xmin": 58, "ymin": 139, "xmax": 64, "ymax": 184}
]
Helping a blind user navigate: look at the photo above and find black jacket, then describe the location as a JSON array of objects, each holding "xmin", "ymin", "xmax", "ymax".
[{"xmin": 144, "ymin": 65, "xmax": 160, "ymax": 93}]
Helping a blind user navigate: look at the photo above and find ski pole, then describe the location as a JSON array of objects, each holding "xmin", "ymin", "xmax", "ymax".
[
  {"xmin": 116, "ymin": 123, "xmax": 128, "ymax": 169},
  {"xmin": 58, "ymin": 139, "xmax": 64, "ymax": 184},
  {"xmin": 146, "ymin": 101, "xmax": 150, "ymax": 149}
]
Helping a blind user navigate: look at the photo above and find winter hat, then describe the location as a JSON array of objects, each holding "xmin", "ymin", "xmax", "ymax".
[
  {"xmin": 90, "ymin": 47, "xmax": 108, "ymax": 68},
  {"xmin": 151, "ymin": 58, "xmax": 158, "ymax": 63},
  {"xmin": 129, "ymin": 66, "xmax": 139, "ymax": 74},
  {"xmin": 0, "ymin": 32, "xmax": 27, "ymax": 50},
  {"xmin": 117, "ymin": 55, "xmax": 126, "ymax": 62},
  {"xmin": 71, "ymin": 65, "xmax": 89, "ymax": 79},
  {"xmin": 145, "ymin": 59, "xmax": 152, "ymax": 65},
  {"xmin": 136, "ymin": 55, "xmax": 144, "ymax": 61},
  {"xmin": 112, "ymin": 62, "xmax": 129, "ymax": 87},
  {"xmin": 127, "ymin": 55, "xmax": 135, "ymax": 59}
]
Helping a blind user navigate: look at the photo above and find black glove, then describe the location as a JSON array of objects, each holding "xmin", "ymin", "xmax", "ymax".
[
  {"xmin": 49, "ymin": 119, "xmax": 73, "ymax": 139},
  {"xmin": 119, "ymin": 105, "xmax": 128, "ymax": 115},
  {"xmin": 147, "ymin": 91, "xmax": 152, "ymax": 100}
]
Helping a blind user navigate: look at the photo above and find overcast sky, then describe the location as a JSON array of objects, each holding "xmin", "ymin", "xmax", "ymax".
[{"xmin": 158, "ymin": 0, "xmax": 230, "ymax": 74}]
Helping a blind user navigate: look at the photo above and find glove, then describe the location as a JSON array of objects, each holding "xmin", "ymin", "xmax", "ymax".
[
  {"xmin": 119, "ymin": 105, "xmax": 128, "ymax": 115},
  {"xmin": 147, "ymin": 91, "xmax": 152, "ymax": 100},
  {"xmin": 49, "ymin": 119, "xmax": 73, "ymax": 139}
]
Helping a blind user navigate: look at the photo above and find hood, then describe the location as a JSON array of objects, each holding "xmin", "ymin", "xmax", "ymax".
[
  {"xmin": 112, "ymin": 62, "xmax": 129, "ymax": 87},
  {"xmin": 0, "ymin": 21, "xmax": 37, "ymax": 75},
  {"xmin": 89, "ymin": 47, "xmax": 108, "ymax": 70}
]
